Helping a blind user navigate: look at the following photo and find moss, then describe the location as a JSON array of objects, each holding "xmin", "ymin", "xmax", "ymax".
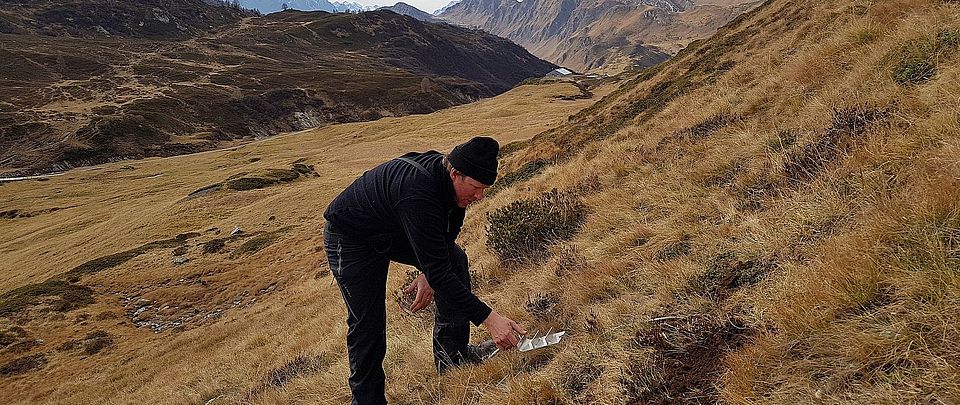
[
  {"xmin": 894, "ymin": 57, "xmax": 936, "ymax": 85},
  {"xmin": 225, "ymin": 177, "xmax": 277, "ymax": 191},
  {"xmin": 263, "ymin": 168, "xmax": 300, "ymax": 182},
  {"xmin": 0, "ymin": 280, "xmax": 95, "ymax": 316},
  {"xmin": 65, "ymin": 251, "xmax": 138, "ymax": 280},
  {"xmin": 486, "ymin": 189, "xmax": 588, "ymax": 263},
  {"xmin": 498, "ymin": 139, "xmax": 529, "ymax": 158}
]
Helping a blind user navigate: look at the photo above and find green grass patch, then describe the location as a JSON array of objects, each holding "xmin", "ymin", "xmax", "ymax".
[
  {"xmin": 0, "ymin": 280, "xmax": 94, "ymax": 316},
  {"xmin": 891, "ymin": 29, "xmax": 960, "ymax": 85},
  {"xmin": 63, "ymin": 233, "xmax": 197, "ymax": 280},
  {"xmin": 656, "ymin": 234, "xmax": 692, "ymax": 262},
  {"xmin": 230, "ymin": 227, "xmax": 292, "ymax": 258},
  {"xmin": 225, "ymin": 168, "xmax": 300, "ymax": 191}
]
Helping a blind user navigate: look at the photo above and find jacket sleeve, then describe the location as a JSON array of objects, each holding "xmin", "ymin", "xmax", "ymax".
[{"xmin": 396, "ymin": 190, "xmax": 492, "ymax": 326}]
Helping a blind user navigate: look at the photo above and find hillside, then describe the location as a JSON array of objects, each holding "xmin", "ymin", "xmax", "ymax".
[
  {"xmin": 0, "ymin": 80, "xmax": 608, "ymax": 404},
  {"xmin": 0, "ymin": 6, "xmax": 555, "ymax": 177},
  {"xmin": 2, "ymin": 0, "xmax": 960, "ymax": 403},
  {"xmin": 438, "ymin": 0, "xmax": 762, "ymax": 72},
  {"xmin": 0, "ymin": 0, "xmax": 253, "ymax": 38},
  {"xmin": 238, "ymin": 0, "xmax": 337, "ymax": 14}
]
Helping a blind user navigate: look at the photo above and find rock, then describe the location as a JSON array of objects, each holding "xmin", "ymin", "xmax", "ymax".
[
  {"xmin": 231, "ymin": 226, "xmax": 243, "ymax": 236},
  {"xmin": 173, "ymin": 257, "xmax": 189, "ymax": 265}
]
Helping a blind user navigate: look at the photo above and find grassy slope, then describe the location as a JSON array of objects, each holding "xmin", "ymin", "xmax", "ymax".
[
  {"xmin": 458, "ymin": 0, "xmax": 959, "ymax": 403},
  {"xmin": 0, "ymin": 81, "xmax": 605, "ymax": 404},
  {"xmin": 2, "ymin": 0, "xmax": 960, "ymax": 403}
]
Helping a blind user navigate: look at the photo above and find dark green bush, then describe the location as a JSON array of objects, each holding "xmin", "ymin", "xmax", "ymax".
[
  {"xmin": 486, "ymin": 189, "xmax": 588, "ymax": 263},
  {"xmin": 0, "ymin": 280, "xmax": 94, "ymax": 316}
]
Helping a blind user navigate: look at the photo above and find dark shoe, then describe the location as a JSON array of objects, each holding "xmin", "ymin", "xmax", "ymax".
[{"xmin": 463, "ymin": 339, "xmax": 499, "ymax": 364}]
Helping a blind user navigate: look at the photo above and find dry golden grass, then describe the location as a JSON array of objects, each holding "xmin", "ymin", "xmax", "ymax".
[
  {"xmin": 0, "ymin": 81, "xmax": 609, "ymax": 404},
  {"xmin": 3, "ymin": 0, "xmax": 960, "ymax": 403}
]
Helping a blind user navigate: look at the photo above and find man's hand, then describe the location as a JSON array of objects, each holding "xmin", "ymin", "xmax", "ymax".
[
  {"xmin": 483, "ymin": 311, "xmax": 526, "ymax": 350},
  {"xmin": 404, "ymin": 273, "xmax": 434, "ymax": 312}
]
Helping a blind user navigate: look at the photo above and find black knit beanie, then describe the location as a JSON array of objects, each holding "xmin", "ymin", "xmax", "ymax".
[{"xmin": 448, "ymin": 136, "xmax": 499, "ymax": 185}]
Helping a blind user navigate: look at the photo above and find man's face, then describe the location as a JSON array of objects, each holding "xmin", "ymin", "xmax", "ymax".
[{"xmin": 451, "ymin": 171, "xmax": 490, "ymax": 208}]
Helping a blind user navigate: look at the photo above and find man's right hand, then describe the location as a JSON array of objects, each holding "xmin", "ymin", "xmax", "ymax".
[{"xmin": 482, "ymin": 311, "xmax": 526, "ymax": 350}]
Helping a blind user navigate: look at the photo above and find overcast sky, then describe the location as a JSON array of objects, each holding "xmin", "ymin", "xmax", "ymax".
[{"xmin": 355, "ymin": 0, "xmax": 455, "ymax": 14}]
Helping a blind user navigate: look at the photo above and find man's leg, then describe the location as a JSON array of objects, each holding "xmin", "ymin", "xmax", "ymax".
[
  {"xmin": 386, "ymin": 238, "xmax": 474, "ymax": 373},
  {"xmin": 324, "ymin": 225, "xmax": 390, "ymax": 405},
  {"xmin": 432, "ymin": 242, "xmax": 473, "ymax": 373}
]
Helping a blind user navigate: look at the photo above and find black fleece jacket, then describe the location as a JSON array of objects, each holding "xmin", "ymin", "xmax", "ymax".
[{"xmin": 323, "ymin": 151, "xmax": 492, "ymax": 326}]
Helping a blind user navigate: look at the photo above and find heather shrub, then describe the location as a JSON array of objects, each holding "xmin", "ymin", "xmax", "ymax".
[{"xmin": 486, "ymin": 189, "xmax": 588, "ymax": 263}]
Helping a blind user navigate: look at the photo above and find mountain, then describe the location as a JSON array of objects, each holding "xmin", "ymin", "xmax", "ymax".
[
  {"xmin": 0, "ymin": 4, "xmax": 556, "ymax": 176},
  {"xmin": 438, "ymin": 0, "xmax": 762, "ymax": 71},
  {"xmin": 434, "ymin": 0, "xmax": 462, "ymax": 15},
  {"xmin": 237, "ymin": 0, "xmax": 336, "ymax": 13},
  {"xmin": 332, "ymin": 1, "xmax": 379, "ymax": 12},
  {"xmin": 379, "ymin": 2, "xmax": 439, "ymax": 22}
]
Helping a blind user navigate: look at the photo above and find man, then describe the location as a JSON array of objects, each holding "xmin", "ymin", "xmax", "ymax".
[{"xmin": 323, "ymin": 136, "xmax": 526, "ymax": 404}]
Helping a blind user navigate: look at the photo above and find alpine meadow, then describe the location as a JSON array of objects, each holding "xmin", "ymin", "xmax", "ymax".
[{"xmin": 2, "ymin": 0, "xmax": 960, "ymax": 404}]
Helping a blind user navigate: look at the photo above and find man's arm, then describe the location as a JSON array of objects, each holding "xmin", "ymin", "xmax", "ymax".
[{"xmin": 396, "ymin": 195, "xmax": 491, "ymax": 326}]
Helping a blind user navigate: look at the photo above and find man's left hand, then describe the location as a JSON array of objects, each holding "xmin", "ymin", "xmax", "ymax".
[{"xmin": 404, "ymin": 273, "xmax": 434, "ymax": 312}]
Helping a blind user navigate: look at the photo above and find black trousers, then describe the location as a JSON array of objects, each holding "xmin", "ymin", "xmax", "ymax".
[{"xmin": 323, "ymin": 223, "xmax": 472, "ymax": 405}]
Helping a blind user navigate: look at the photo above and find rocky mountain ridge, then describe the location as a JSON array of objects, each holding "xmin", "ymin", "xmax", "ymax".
[
  {"xmin": 0, "ymin": 3, "xmax": 555, "ymax": 176},
  {"xmin": 438, "ymin": 0, "xmax": 762, "ymax": 71},
  {"xmin": 380, "ymin": 2, "xmax": 439, "ymax": 21}
]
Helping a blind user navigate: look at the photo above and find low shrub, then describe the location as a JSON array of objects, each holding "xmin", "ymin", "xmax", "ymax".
[
  {"xmin": 230, "ymin": 227, "xmax": 291, "ymax": 258},
  {"xmin": 0, "ymin": 280, "xmax": 94, "ymax": 316},
  {"xmin": 486, "ymin": 189, "xmax": 588, "ymax": 263},
  {"xmin": 202, "ymin": 238, "xmax": 227, "ymax": 254},
  {"xmin": 82, "ymin": 330, "xmax": 114, "ymax": 355},
  {"xmin": 0, "ymin": 354, "xmax": 47, "ymax": 376}
]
